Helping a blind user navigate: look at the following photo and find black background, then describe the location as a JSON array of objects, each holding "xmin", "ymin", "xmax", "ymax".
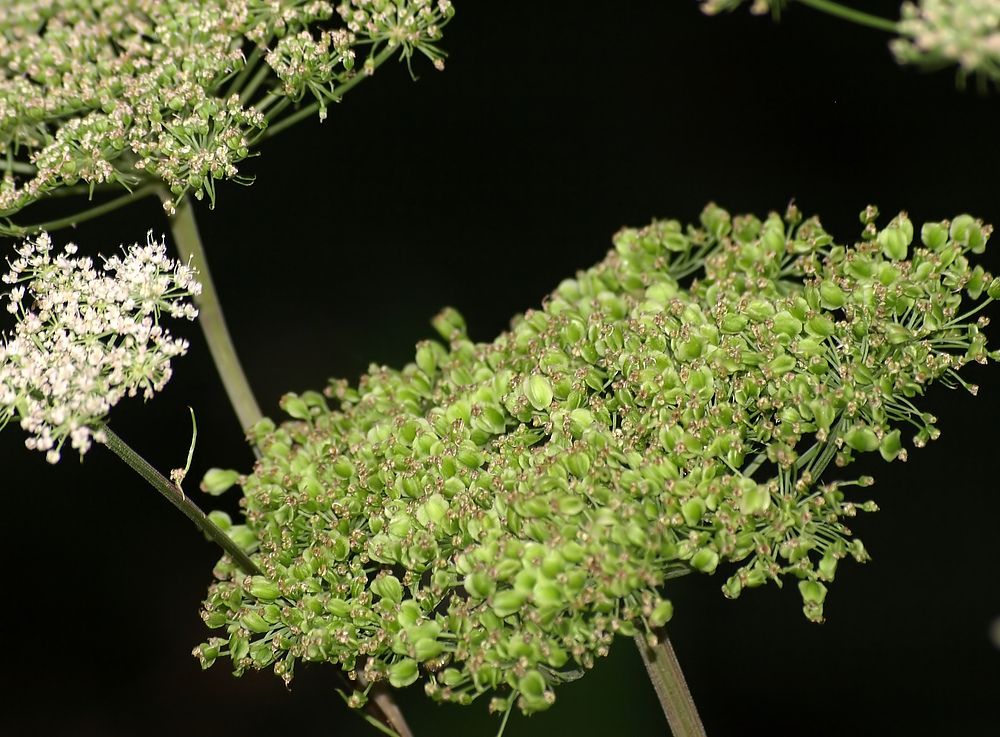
[{"xmin": 3, "ymin": 2, "xmax": 999, "ymax": 736}]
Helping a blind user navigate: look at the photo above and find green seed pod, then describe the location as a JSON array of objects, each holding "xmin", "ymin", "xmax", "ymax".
[
  {"xmin": 798, "ymin": 580, "xmax": 828, "ymax": 605},
  {"xmin": 700, "ymin": 203, "xmax": 732, "ymax": 239},
  {"xmin": 240, "ymin": 611, "xmax": 271, "ymax": 634},
  {"xmin": 523, "ymin": 374, "xmax": 554, "ymax": 411},
  {"xmin": 650, "ymin": 599, "xmax": 674, "ymax": 626},
  {"xmin": 987, "ymin": 277, "xmax": 1000, "ymax": 300},
  {"xmin": 472, "ymin": 403, "xmax": 507, "ymax": 435},
  {"xmin": 281, "ymin": 393, "xmax": 310, "ymax": 420},
  {"xmin": 884, "ymin": 324, "xmax": 912, "ymax": 345},
  {"xmin": 818, "ymin": 281, "xmax": 846, "ymax": 310},
  {"xmin": 772, "ymin": 311, "xmax": 803, "ymax": 338},
  {"xmin": 415, "ymin": 340, "xmax": 439, "ymax": 375},
  {"xmin": 950, "ymin": 214, "xmax": 988, "ymax": 253},
  {"xmin": 689, "ymin": 548, "xmax": 719, "ymax": 574},
  {"xmin": 195, "ymin": 639, "xmax": 221, "ymax": 667},
  {"xmin": 762, "ymin": 225, "xmax": 785, "ymax": 254},
  {"xmin": 745, "ymin": 300, "xmax": 775, "ymax": 323},
  {"xmin": 845, "ymin": 426, "xmax": 879, "ymax": 453},
  {"xmin": 432, "ymin": 307, "xmax": 468, "ymax": 341},
  {"xmin": 722, "ymin": 575, "xmax": 742, "ymax": 600},
  {"xmin": 388, "ymin": 658, "xmax": 420, "ymax": 688},
  {"xmin": 681, "ymin": 498, "xmax": 706, "ymax": 527},
  {"xmin": 247, "ymin": 576, "xmax": 280, "ymax": 600},
  {"xmin": 372, "ymin": 574, "xmax": 404, "ymax": 603},
  {"xmin": 492, "ymin": 589, "xmax": 527, "ymax": 617},
  {"xmin": 464, "ymin": 571, "xmax": 497, "ymax": 599},
  {"xmin": 565, "ymin": 451, "xmax": 591, "ymax": 478},
  {"xmin": 207, "ymin": 509, "xmax": 232, "ymax": 531},
  {"xmin": 878, "ymin": 428, "xmax": 903, "ymax": 461},
  {"xmin": 818, "ymin": 550, "xmax": 838, "ymax": 581},
  {"xmin": 739, "ymin": 484, "xmax": 770, "ymax": 516},
  {"xmin": 518, "ymin": 669, "xmax": 554, "ymax": 714},
  {"xmin": 878, "ymin": 226, "xmax": 908, "ymax": 261},
  {"xmin": 720, "ymin": 313, "xmax": 748, "ymax": 333},
  {"xmin": 966, "ymin": 265, "xmax": 986, "ymax": 299},
  {"xmin": 767, "ymin": 354, "xmax": 797, "ymax": 376}
]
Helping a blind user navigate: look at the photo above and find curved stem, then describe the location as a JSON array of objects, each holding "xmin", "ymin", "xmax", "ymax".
[
  {"xmin": 96, "ymin": 421, "xmax": 260, "ymax": 575},
  {"xmin": 796, "ymin": 0, "xmax": 898, "ymax": 33},
  {"xmin": 0, "ymin": 182, "xmax": 162, "ymax": 238},
  {"xmin": 634, "ymin": 629, "xmax": 707, "ymax": 737},
  {"xmin": 164, "ymin": 191, "xmax": 263, "ymax": 432}
]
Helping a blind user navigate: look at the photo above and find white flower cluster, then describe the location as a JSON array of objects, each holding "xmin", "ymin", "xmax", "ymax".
[
  {"xmin": 1, "ymin": 231, "xmax": 201, "ymax": 463},
  {"xmin": 893, "ymin": 0, "xmax": 1000, "ymax": 86}
]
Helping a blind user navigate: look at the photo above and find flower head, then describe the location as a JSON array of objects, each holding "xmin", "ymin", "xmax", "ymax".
[
  {"xmin": 892, "ymin": 0, "xmax": 1000, "ymax": 89},
  {"xmin": 195, "ymin": 204, "xmax": 996, "ymax": 723},
  {"xmin": 1, "ymin": 231, "xmax": 200, "ymax": 462},
  {"xmin": 0, "ymin": 0, "xmax": 453, "ymax": 225}
]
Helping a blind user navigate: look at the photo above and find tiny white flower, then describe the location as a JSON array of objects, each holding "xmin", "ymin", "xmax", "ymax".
[{"xmin": 1, "ymin": 231, "xmax": 200, "ymax": 462}]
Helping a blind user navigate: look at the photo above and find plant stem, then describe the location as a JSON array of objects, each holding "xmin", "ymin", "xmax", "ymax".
[
  {"xmin": 164, "ymin": 191, "xmax": 262, "ymax": 432},
  {"xmin": 634, "ymin": 629, "xmax": 707, "ymax": 737},
  {"xmin": 96, "ymin": 421, "xmax": 261, "ymax": 575},
  {"xmin": 0, "ymin": 182, "xmax": 162, "ymax": 238},
  {"xmin": 796, "ymin": 0, "xmax": 898, "ymax": 33}
]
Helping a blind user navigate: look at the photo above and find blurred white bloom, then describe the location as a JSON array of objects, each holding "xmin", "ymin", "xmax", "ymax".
[
  {"xmin": 893, "ymin": 0, "xmax": 1000, "ymax": 87},
  {"xmin": 1, "ymin": 231, "xmax": 200, "ymax": 462}
]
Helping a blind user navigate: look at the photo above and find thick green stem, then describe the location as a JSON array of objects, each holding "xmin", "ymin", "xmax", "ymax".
[
  {"xmin": 634, "ymin": 630, "xmax": 707, "ymax": 737},
  {"xmin": 796, "ymin": 0, "xmax": 898, "ymax": 33},
  {"xmin": 165, "ymin": 192, "xmax": 262, "ymax": 432},
  {"xmin": 96, "ymin": 422, "xmax": 260, "ymax": 575}
]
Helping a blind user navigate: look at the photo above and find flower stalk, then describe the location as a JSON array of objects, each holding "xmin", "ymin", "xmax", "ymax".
[
  {"xmin": 164, "ymin": 192, "xmax": 262, "ymax": 433},
  {"xmin": 97, "ymin": 421, "xmax": 260, "ymax": 576},
  {"xmin": 635, "ymin": 630, "xmax": 707, "ymax": 737},
  {"xmin": 796, "ymin": 0, "xmax": 897, "ymax": 32}
]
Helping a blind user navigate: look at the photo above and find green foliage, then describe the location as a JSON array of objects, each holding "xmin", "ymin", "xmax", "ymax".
[
  {"xmin": 0, "ymin": 0, "xmax": 453, "ymax": 229},
  {"xmin": 196, "ymin": 202, "xmax": 996, "ymax": 723}
]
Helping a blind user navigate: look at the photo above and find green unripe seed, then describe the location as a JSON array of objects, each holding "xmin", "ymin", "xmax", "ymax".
[
  {"xmin": 492, "ymin": 589, "xmax": 527, "ymax": 617},
  {"xmin": 247, "ymin": 576, "xmax": 280, "ymax": 600},
  {"xmin": 845, "ymin": 426, "xmax": 879, "ymax": 452},
  {"xmin": 388, "ymin": 658, "xmax": 420, "ymax": 688},
  {"xmin": 690, "ymin": 548, "xmax": 720, "ymax": 574},
  {"xmin": 523, "ymin": 374, "xmax": 553, "ymax": 411}
]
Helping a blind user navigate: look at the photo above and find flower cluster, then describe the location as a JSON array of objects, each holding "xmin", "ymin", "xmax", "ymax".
[
  {"xmin": 0, "ymin": 0, "xmax": 454, "ymax": 226},
  {"xmin": 892, "ymin": 0, "xmax": 1000, "ymax": 89},
  {"xmin": 700, "ymin": 0, "xmax": 773, "ymax": 15},
  {"xmin": 702, "ymin": 0, "xmax": 1000, "ymax": 88},
  {"xmin": 195, "ymin": 204, "xmax": 995, "ymax": 725},
  {"xmin": 1, "ymin": 231, "xmax": 201, "ymax": 463}
]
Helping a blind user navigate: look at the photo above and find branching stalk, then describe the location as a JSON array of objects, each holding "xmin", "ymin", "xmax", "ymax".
[{"xmin": 96, "ymin": 421, "xmax": 260, "ymax": 575}]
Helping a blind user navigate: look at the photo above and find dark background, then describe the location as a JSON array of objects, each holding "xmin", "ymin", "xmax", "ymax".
[{"xmin": 3, "ymin": 2, "xmax": 999, "ymax": 735}]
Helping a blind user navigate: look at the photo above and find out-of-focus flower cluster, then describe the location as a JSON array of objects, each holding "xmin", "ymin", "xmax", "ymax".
[
  {"xmin": 195, "ymin": 204, "xmax": 996, "ymax": 724},
  {"xmin": 0, "ymin": 0, "xmax": 453, "ymax": 226},
  {"xmin": 0, "ymin": 231, "xmax": 200, "ymax": 463},
  {"xmin": 893, "ymin": 0, "xmax": 1000, "ymax": 88},
  {"xmin": 703, "ymin": 0, "xmax": 1000, "ymax": 88}
]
